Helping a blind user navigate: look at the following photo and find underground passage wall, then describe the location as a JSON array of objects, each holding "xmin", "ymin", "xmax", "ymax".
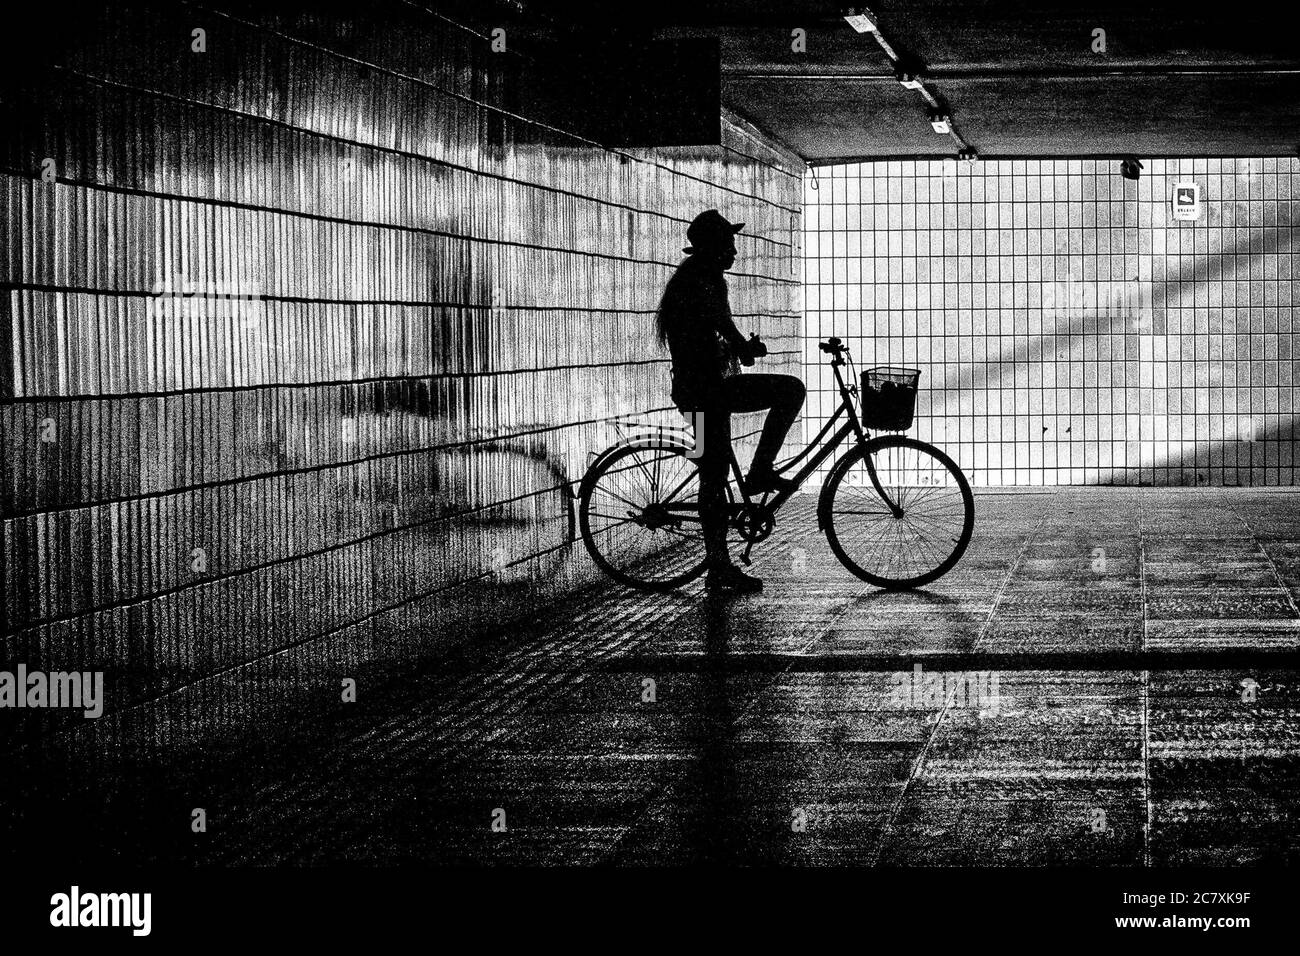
[
  {"xmin": 0, "ymin": 0, "xmax": 804, "ymax": 755},
  {"xmin": 803, "ymin": 158, "xmax": 1298, "ymax": 486}
]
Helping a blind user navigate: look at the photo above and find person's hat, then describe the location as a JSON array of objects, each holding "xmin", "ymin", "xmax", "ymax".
[{"xmin": 683, "ymin": 209, "xmax": 744, "ymax": 254}]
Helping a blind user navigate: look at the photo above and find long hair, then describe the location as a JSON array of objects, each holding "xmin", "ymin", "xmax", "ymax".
[{"xmin": 654, "ymin": 257, "xmax": 692, "ymax": 348}]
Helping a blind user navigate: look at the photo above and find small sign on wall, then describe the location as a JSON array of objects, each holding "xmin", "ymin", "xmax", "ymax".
[{"xmin": 1172, "ymin": 182, "xmax": 1201, "ymax": 221}]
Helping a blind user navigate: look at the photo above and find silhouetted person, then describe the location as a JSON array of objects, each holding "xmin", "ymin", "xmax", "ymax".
[{"xmin": 655, "ymin": 210, "xmax": 806, "ymax": 593}]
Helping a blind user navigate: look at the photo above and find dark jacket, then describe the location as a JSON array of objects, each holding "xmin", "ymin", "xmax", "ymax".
[{"xmin": 659, "ymin": 256, "xmax": 747, "ymax": 410}]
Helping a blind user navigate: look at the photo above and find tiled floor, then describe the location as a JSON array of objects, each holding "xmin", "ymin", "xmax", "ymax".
[{"xmin": 11, "ymin": 488, "xmax": 1300, "ymax": 866}]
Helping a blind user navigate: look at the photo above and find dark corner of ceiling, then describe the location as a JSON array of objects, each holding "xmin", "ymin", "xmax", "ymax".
[{"xmin": 444, "ymin": 0, "xmax": 725, "ymax": 148}]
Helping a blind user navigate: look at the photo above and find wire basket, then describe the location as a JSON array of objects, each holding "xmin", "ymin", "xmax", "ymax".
[{"xmin": 860, "ymin": 366, "xmax": 920, "ymax": 430}]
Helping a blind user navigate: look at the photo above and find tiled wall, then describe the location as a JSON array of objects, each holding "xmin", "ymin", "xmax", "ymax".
[
  {"xmin": 0, "ymin": 0, "xmax": 803, "ymax": 755},
  {"xmin": 804, "ymin": 158, "xmax": 1298, "ymax": 486}
]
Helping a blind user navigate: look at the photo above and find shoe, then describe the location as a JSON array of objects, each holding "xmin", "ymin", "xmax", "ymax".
[
  {"xmin": 705, "ymin": 564, "xmax": 764, "ymax": 593},
  {"xmin": 744, "ymin": 468, "xmax": 799, "ymax": 496}
]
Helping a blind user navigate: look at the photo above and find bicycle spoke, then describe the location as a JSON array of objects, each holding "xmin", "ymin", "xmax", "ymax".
[
  {"xmin": 652, "ymin": 441, "xmax": 662, "ymax": 497},
  {"xmin": 901, "ymin": 517, "xmax": 947, "ymax": 567},
  {"xmin": 660, "ymin": 470, "xmax": 699, "ymax": 507},
  {"xmin": 587, "ymin": 510, "xmax": 639, "ymax": 523},
  {"xmin": 825, "ymin": 439, "xmax": 972, "ymax": 588},
  {"xmin": 592, "ymin": 486, "xmax": 645, "ymax": 514},
  {"xmin": 579, "ymin": 442, "xmax": 722, "ymax": 590}
]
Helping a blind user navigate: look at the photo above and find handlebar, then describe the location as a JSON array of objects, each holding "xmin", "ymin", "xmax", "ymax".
[
  {"xmin": 739, "ymin": 332, "xmax": 767, "ymax": 367},
  {"xmin": 739, "ymin": 335, "xmax": 847, "ymax": 364}
]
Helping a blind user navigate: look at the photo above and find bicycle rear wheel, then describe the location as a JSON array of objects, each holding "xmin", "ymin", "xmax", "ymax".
[
  {"xmin": 822, "ymin": 436, "xmax": 974, "ymax": 589},
  {"xmin": 579, "ymin": 441, "xmax": 725, "ymax": 591}
]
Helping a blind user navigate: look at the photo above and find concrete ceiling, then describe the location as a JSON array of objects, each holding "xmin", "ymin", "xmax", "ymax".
[{"xmin": 525, "ymin": 1, "xmax": 1300, "ymax": 163}]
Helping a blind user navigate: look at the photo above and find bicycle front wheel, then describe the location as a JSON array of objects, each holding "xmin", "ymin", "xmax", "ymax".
[{"xmin": 822, "ymin": 436, "xmax": 974, "ymax": 589}]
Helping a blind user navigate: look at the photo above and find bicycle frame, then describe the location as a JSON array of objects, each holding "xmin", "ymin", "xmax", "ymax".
[
  {"xmin": 649, "ymin": 351, "xmax": 904, "ymax": 525},
  {"xmin": 581, "ymin": 342, "xmax": 973, "ymax": 590},
  {"xmin": 736, "ymin": 352, "xmax": 904, "ymax": 517}
]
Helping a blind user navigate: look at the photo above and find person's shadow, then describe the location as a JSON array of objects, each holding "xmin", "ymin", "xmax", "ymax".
[
  {"xmin": 672, "ymin": 587, "xmax": 984, "ymax": 864},
  {"xmin": 676, "ymin": 596, "xmax": 742, "ymax": 864}
]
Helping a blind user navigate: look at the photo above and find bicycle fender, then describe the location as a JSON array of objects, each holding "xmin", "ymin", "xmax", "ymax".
[
  {"xmin": 581, "ymin": 437, "xmax": 694, "ymax": 496},
  {"xmin": 817, "ymin": 445, "xmax": 865, "ymax": 531}
]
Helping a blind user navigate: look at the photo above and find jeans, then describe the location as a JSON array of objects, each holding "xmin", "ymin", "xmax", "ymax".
[{"xmin": 679, "ymin": 373, "xmax": 806, "ymax": 570}]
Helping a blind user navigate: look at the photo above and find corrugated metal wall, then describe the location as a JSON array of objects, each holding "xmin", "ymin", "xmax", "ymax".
[{"xmin": 1, "ymin": 1, "xmax": 804, "ymax": 756}]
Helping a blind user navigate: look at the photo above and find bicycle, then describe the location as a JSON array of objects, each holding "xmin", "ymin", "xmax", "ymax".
[{"xmin": 578, "ymin": 337, "xmax": 975, "ymax": 591}]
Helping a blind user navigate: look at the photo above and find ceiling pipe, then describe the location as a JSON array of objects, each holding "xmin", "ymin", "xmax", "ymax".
[{"xmin": 839, "ymin": 6, "xmax": 973, "ymax": 156}]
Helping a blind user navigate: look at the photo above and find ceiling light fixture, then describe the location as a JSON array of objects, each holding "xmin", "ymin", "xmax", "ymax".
[
  {"xmin": 896, "ymin": 71, "xmax": 924, "ymax": 90},
  {"xmin": 929, "ymin": 111, "xmax": 951, "ymax": 134},
  {"xmin": 843, "ymin": 7, "xmax": 878, "ymax": 33}
]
